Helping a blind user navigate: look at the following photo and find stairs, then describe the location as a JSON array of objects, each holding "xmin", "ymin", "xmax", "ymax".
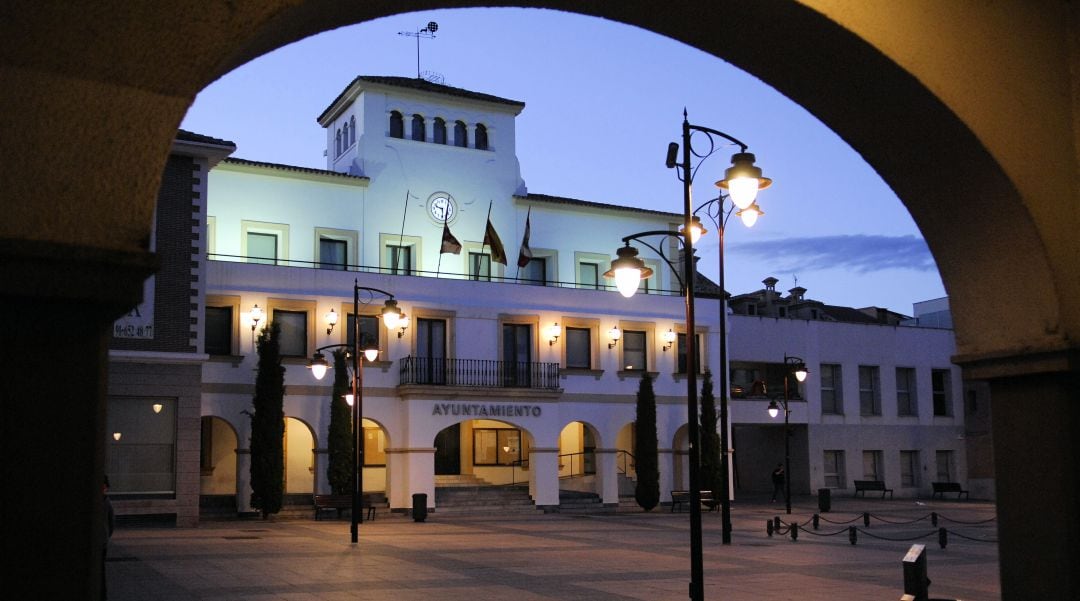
[
  {"xmin": 559, "ymin": 490, "xmax": 614, "ymax": 514},
  {"xmin": 435, "ymin": 474, "xmax": 494, "ymax": 487},
  {"xmin": 433, "ymin": 483, "xmax": 541, "ymax": 515}
]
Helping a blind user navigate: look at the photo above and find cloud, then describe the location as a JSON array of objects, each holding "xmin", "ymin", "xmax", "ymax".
[{"xmin": 724, "ymin": 234, "xmax": 936, "ymax": 274}]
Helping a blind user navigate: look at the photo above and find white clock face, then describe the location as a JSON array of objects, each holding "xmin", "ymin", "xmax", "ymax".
[{"xmin": 429, "ymin": 194, "xmax": 456, "ymax": 223}]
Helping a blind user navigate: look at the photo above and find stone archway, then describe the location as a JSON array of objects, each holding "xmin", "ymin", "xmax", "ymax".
[{"xmin": 2, "ymin": 3, "xmax": 1076, "ymax": 599}]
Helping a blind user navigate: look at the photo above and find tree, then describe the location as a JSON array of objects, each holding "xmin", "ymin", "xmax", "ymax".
[
  {"xmin": 250, "ymin": 321, "xmax": 285, "ymax": 519},
  {"xmin": 634, "ymin": 372, "xmax": 660, "ymax": 511},
  {"xmin": 326, "ymin": 349, "xmax": 353, "ymax": 495},
  {"xmin": 699, "ymin": 369, "xmax": 724, "ymax": 496}
]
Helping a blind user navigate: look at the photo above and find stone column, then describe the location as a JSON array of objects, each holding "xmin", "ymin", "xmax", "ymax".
[
  {"xmin": 595, "ymin": 448, "xmax": 620, "ymax": 506},
  {"xmin": 528, "ymin": 447, "xmax": 560, "ymax": 509}
]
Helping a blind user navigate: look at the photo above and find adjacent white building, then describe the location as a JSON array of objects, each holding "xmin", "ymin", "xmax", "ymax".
[{"xmin": 107, "ymin": 75, "xmax": 967, "ymax": 522}]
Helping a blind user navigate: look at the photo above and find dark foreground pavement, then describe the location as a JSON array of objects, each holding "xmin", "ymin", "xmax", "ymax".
[{"xmin": 108, "ymin": 494, "xmax": 999, "ymax": 600}]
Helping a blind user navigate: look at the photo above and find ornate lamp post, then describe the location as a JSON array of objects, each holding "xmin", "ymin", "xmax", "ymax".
[
  {"xmin": 308, "ymin": 280, "xmax": 402, "ymax": 544},
  {"xmin": 767, "ymin": 355, "xmax": 808, "ymax": 515},
  {"xmin": 609, "ymin": 111, "xmax": 769, "ymax": 601}
]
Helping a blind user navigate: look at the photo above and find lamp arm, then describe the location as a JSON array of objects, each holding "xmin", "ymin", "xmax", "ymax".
[
  {"xmin": 692, "ymin": 195, "xmax": 737, "ymax": 231},
  {"xmin": 688, "ymin": 123, "xmax": 749, "ymax": 154},
  {"xmin": 621, "ymin": 231, "xmax": 687, "ymax": 289},
  {"xmin": 354, "ymin": 285, "xmax": 395, "ymax": 305}
]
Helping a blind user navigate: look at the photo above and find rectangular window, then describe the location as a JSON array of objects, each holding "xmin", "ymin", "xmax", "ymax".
[
  {"xmin": 935, "ymin": 450, "xmax": 954, "ymax": 482},
  {"xmin": 473, "ymin": 428, "xmax": 522, "ymax": 466},
  {"xmin": 862, "ymin": 450, "xmax": 883, "ymax": 480},
  {"xmin": 577, "ymin": 262, "xmax": 599, "ymax": 290},
  {"xmin": 896, "ymin": 367, "xmax": 918, "ymax": 416},
  {"xmin": 345, "ymin": 314, "xmax": 379, "ymax": 356},
  {"xmin": 521, "ymin": 257, "xmax": 547, "ymax": 286},
  {"xmin": 859, "ymin": 365, "xmax": 881, "ymax": 416},
  {"xmin": 932, "ymin": 369, "xmax": 952, "ymax": 416},
  {"xmin": 900, "ymin": 450, "xmax": 919, "ymax": 487},
  {"xmin": 318, "ymin": 238, "xmax": 347, "ymax": 270},
  {"xmin": 204, "ymin": 306, "xmax": 233, "ymax": 356},
  {"xmin": 247, "ymin": 232, "xmax": 278, "ymax": 265},
  {"xmin": 469, "ymin": 252, "xmax": 492, "ymax": 281},
  {"xmin": 503, "ymin": 323, "xmax": 532, "ymax": 387},
  {"xmin": 820, "ymin": 364, "xmax": 843, "ymax": 414},
  {"xmin": 363, "ymin": 427, "xmax": 386, "ymax": 466},
  {"xmin": 623, "ymin": 330, "xmax": 647, "ymax": 371},
  {"xmin": 274, "ymin": 309, "xmax": 308, "ymax": 357},
  {"xmin": 415, "ymin": 318, "xmax": 447, "ymax": 385},
  {"xmin": 565, "ymin": 327, "xmax": 591, "ymax": 369},
  {"xmin": 676, "ymin": 333, "xmax": 702, "ymax": 374},
  {"xmin": 106, "ymin": 397, "xmax": 177, "ymax": 494},
  {"xmin": 823, "ymin": 450, "xmax": 845, "ymax": 488},
  {"xmin": 388, "ymin": 245, "xmax": 412, "ymax": 276}
]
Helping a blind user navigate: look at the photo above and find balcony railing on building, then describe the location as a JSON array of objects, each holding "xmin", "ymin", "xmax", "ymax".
[{"xmin": 399, "ymin": 356, "xmax": 561, "ymax": 390}]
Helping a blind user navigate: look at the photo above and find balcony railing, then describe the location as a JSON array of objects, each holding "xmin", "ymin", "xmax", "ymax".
[{"xmin": 399, "ymin": 356, "xmax": 561, "ymax": 390}]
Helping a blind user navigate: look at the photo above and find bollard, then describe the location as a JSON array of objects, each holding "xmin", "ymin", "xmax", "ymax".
[
  {"xmin": 849, "ymin": 526, "xmax": 857, "ymax": 545},
  {"xmin": 813, "ymin": 513, "xmax": 820, "ymax": 530},
  {"xmin": 766, "ymin": 520, "xmax": 773, "ymax": 537},
  {"xmin": 938, "ymin": 527, "xmax": 948, "ymax": 550},
  {"xmin": 863, "ymin": 511, "xmax": 871, "ymax": 527},
  {"xmin": 902, "ymin": 544, "xmax": 931, "ymax": 601},
  {"xmin": 931, "ymin": 512, "xmax": 938, "ymax": 527},
  {"xmin": 790, "ymin": 522, "xmax": 799, "ymax": 541},
  {"xmin": 774, "ymin": 516, "xmax": 781, "ymax": 533}
]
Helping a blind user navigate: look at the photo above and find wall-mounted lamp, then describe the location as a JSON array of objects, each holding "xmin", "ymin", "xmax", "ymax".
[
  {"xmin": 152, "ymin": 402, "xmax": 163, "ymax": 414},
  {"xmin": 608, "ymin": 325, "xmax": 621, "ymax": 349},
  {"xmin": 547, "ymin": 322, "xmax": 561, "ymax": 346},
  {"xmin": 325, "ymin": 308, "xmax": 338, "ymax": 335},
  {"xmin": 662, "ymin": 329, "xmax": 677, "ymax": 352},
  {"xmin": 112, "ymin": 432, "xmax": 122, "ymax": 441},
  {"xmin": 344, "ymin": 393, "xmax": 354, "ymax": 407},
  {"xmin": 250, "ymin": 304, "xmax": 264, "ymax": 332},
  {"xmin": 397, "ymin": 313, "xmax": 410, "ymax": 338}
]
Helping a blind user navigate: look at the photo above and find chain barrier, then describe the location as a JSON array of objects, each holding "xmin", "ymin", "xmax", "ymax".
[{"xmin": 765, "ymin": 516, "xmax": 997, "ymax": 548}]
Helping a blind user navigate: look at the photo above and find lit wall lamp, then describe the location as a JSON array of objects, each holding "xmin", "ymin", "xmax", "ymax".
[
  {"xmin": 397, "ymin": 313, "xmax": 410, "ymax": 338},
  {"xmin": 325, "ymin": 308, "xmax": 338, "ymax": 335},
  {"xmin": 547, "ymin": 322, "xmax": 561, "ymax": 346},
  {"xmin": 112, "ymin": 432, "xmax": 122, "ymax": 441},
  {"xmin": 662, "ymin": 329, "xmax": 677, "ymax": 352},
  {"xmin": 250, "ymin": 304, "xmax": 264, "ymax": 332},
  {"xmin": 152, "ymin": 402, "xmax": 163, "ymax": 414},
  {"xmin": 608, "ymin": 325, "xmax": 621, "ymax": 349}
]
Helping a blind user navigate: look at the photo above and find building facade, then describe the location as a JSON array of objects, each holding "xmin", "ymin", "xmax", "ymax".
[{"xmin": 107, "ymin": 76, "xmax": 966, "ymax": 520}]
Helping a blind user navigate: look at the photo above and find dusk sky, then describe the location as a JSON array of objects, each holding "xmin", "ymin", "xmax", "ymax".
[{"xmin": 181, "ymin": 7, "xmax": 946, "ymax": 315}]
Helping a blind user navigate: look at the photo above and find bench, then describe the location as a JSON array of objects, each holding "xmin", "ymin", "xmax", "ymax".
[
  {"xmin": 931, "ymin": 481, "xmax": 969, "ymax": 500},
  {"xmin": 853, "ymin": 480, "xmax": 893, "ymax": 499},
  {"xmin": 313, "ymin": 494, "xmax": 376, "ymax": 520},
  {"xmin": 670, "ymin": 490, "xmax": 719, "ymax": 512}
]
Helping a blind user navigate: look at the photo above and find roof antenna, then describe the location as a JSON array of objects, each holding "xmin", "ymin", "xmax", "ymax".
[{"xmin": 398, "ymin": 21, "xmax": 439, "ymax": 80}]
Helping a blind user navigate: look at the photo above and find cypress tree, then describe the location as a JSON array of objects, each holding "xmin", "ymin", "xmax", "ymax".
[
  {"xmin": 326, "ymin": 349, "xmax": 353, "ymax": 495},
  {"xmin": 250, "ymin": 321, "xmax": 285, "ymax": 519},
  {"xmin": 699, "ymin": 369, "xmax": 724, "ymax": 495},
  {"xmin": 634, "ymin": 372, "xmax": 660, "ymax": 511}
]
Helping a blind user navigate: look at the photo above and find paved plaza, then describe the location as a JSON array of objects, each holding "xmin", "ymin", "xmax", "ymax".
[{"xmin": 108, "ymin": 495, "xmax": 999, "ymax": 600}]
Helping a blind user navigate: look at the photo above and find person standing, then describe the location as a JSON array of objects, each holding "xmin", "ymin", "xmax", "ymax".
[
  {"xmin": 103, "ymin": 475, "xmax": 115, "ymax": 600},
  {"xmin": 770, "ymin": 463, "xmax": 785, "ymax": 502}
]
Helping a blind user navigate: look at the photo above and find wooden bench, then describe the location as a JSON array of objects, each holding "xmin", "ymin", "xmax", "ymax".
[
  {"xmin": 670, "ymin": 490, "xmax": 719, "ymax": 512},
  {"xmin": 931, "ymin": 481, "xmax": 969, "ymax": 500},
  {"xmin": 314, "ymin": 494, "xmax": 376, "ymax": 520},
  {"xmin": 853, "ymin": 480, "xmax": 893, "ymax": 499}
]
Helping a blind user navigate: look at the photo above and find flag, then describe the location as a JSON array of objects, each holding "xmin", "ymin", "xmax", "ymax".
[
  {"xmin": 483, "ymin": 218, "xmax": 507, "ymax": 265},
  {"xmin": 440, "ymin": 223, "xmax": 461, "ymax": 254},
  {"xmin": 517, "ymin": 208, "xmax": 532, "ymax": 268}
]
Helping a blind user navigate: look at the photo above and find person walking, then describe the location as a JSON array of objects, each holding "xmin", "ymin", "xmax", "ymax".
[{"xmin": 770, "ymin": 463, "xmax": 785, "ymax": 502}]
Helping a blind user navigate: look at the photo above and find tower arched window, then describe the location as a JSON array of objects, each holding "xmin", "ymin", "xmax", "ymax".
[
  {"xmin": 454, "ymin": 120, "xmax": 467, "ymax": 148},
  {"xmin": 411, "ymin": 114, "xmax": 425, "ymax": 141},
  {"xmin": 433, "ymin": 118, "xmax": 447, "ymax": 144},
  {"xmin": 335, "ymin": 129, "xmax": 342, "ymax": 157},
  {"xmin": 475, "ymin": 123, "xmax": 489, "ymax": 150},
  {"xmin": 349, "ymin": 116, "xmax": 356, "ymax": 146},
  {"xmin": 389, "ymin": 111, "xmax": 404, "ymax": 138},
  {"xmin": 342, "ymin": 122, "xmax": 349, "ymax": 151}
]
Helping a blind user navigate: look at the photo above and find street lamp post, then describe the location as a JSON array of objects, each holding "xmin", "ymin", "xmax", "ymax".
[
  {"xmin": 608, "ymin": 111, "xmax": 769, "ymax": 601},
  {"xmin": 308, "ymin": 280, "xmax": 402, "ymax": 544},
  {"xmin": 768, "ymin": 355, "xmax": 808, "ymax": 515}
]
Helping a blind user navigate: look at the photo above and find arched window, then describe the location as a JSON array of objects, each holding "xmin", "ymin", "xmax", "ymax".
[
  {"xmin": 349, "ymin": 116, "xmax": 356, "ymax": 146},
  {"xmin": 433, "ymin": 118, "xmax": 447, "ymax": 144},
  {"xmin": 335, "ymin": 130, "xmax": 342, "ymax": 157},
  {"xmin": 411, "ymin": 114, "xmax": 425, "ymax": 141},
  {"xmin": 342, "ymin": 122, "xmax": 349, "ymax": 151},
  {"xmin": 389, "ymin": 111, "xmax": 404, "ymax": 138},
  {"xmin": 454, "ymin": 120, "xmax": 467, "ymax": 148},
  {"xmin": 475, "ymin": 123, "xmax": 489, "ymax": 150}
]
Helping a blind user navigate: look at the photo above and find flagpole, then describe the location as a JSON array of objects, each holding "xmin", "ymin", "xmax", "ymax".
[
  {"xmin": 395, "ymin": 190, "xmax": 410, "ymax": 274},
  {"xmin": 436, "ymin": 206, "xmax": 448, "ymax": 277},
  {"xmin": 480, "ymin": 200, "xmax": 493, "ymax": 259}
]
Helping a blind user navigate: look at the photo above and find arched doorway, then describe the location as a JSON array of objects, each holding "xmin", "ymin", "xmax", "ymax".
[
  {"xmin": 360, "ymin": 418, "xmax": 389, "ymax": 493},
  {"xmin": 199, "ymin": 416, "xmax": 239, "ymax": 517},
  {"xmin": 557, "ymin": 421, "xmax": 601, "ymax": 496},
  {"xmin": 433, "ymin": 419, "xmax": 534, "ymax": 486},
  {"xmin": 283, "ymin": 417, "xmax": 315, "ymax": 495}
]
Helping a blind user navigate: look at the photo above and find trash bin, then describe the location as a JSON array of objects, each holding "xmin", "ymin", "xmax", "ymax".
[
  {"xmin": 818, "ymin": 488, "xmax": 831, "ymax": 512},
  {"xmin": 412, "ymin": 493, "xmax": 428, "ymax": 522}
]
